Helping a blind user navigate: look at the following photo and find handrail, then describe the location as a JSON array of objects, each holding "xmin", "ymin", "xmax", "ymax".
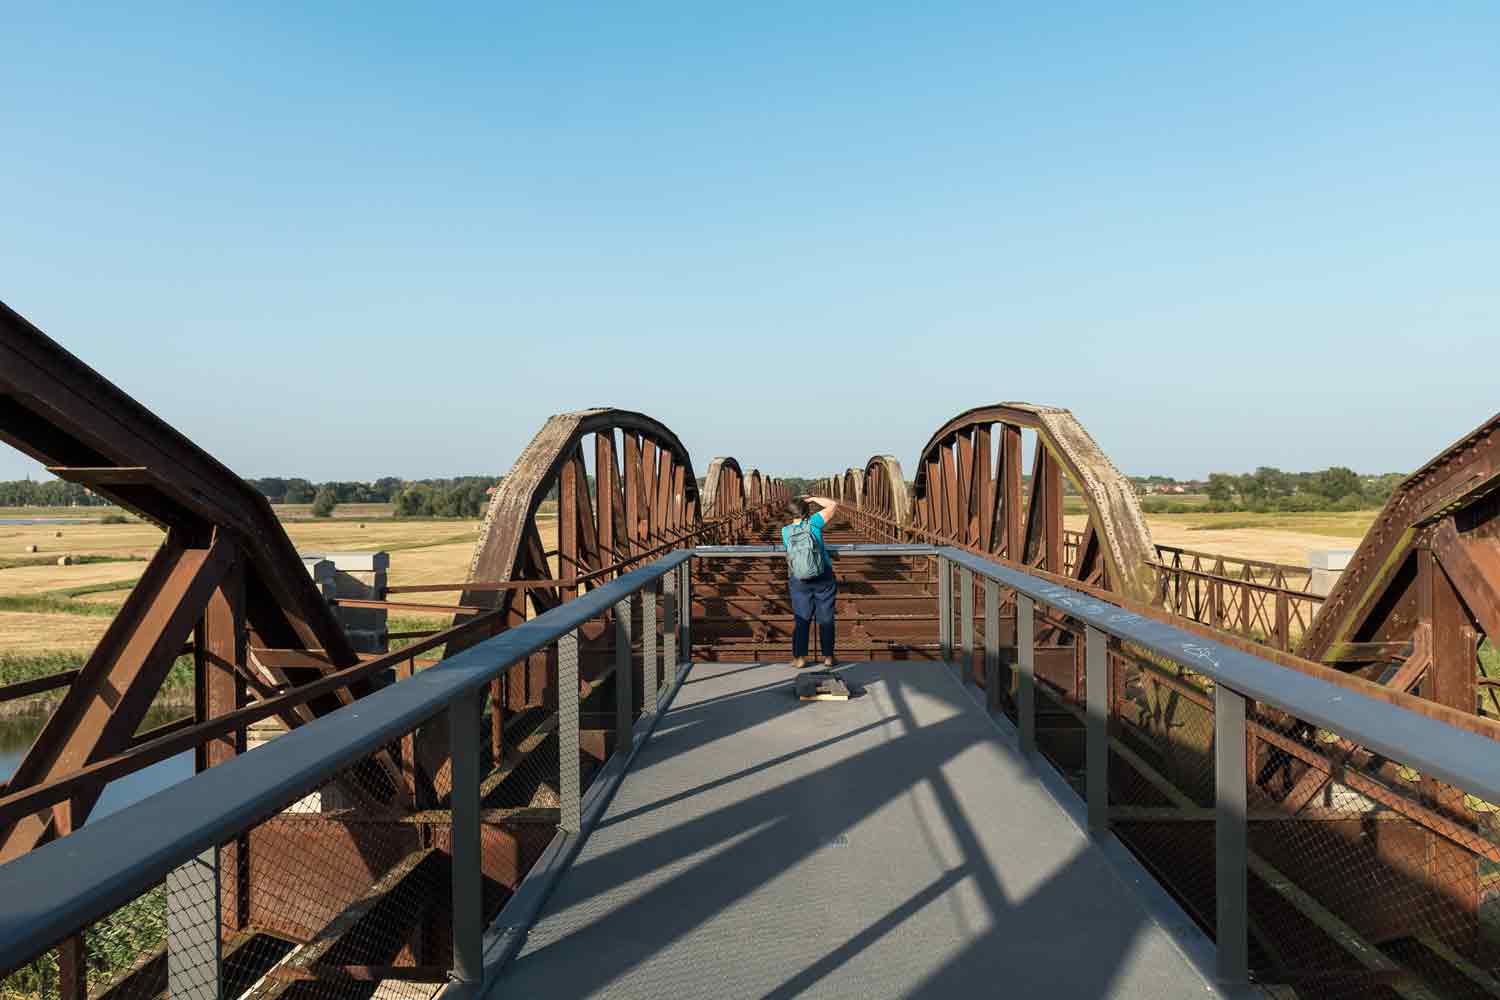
[
  {"xmin": 1149, "ymin": 560, "xmax": 1326, "ymax": 602},
  {"xmin": 1153, "ymin": 542, "xmax": 1312, "ymax": 579},
  {"xmin": 9, "ymin": 542, "xmax": 1496, "ymax": 993},
  {"xmin": 692, "ymin": 543, "xmax": 936, "ymax": 557},
  {"xmin": 937, "ymin": 546, "xmax": 1500, "ymax": 811},
  {"xmin": 0, "ymin": 549, "xmax": 694, "ymax": 977},
  {"xmin": 933, "ymin": 543, "xmax": 1500, "ymax": 985}
]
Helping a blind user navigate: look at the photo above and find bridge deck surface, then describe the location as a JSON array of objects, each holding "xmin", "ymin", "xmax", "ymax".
[{"xmin": 488, "ymin": 660, "xmax": 1220, "ymax": 998}]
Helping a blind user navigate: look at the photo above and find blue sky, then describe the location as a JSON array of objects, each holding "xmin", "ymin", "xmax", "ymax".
[{"xmin": 2, "ymin": 3, "xmax": 1495, "ymax": 483}]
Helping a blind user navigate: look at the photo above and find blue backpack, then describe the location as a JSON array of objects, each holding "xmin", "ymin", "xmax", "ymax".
[{"xmin": 784, "ymin": 519, "xmax": 824, "ymax": 580}]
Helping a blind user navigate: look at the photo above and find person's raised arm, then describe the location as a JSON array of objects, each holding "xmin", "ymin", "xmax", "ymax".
[{"xmin": 804, "ymin": 495, "xmax": 839, "ymax": 526}]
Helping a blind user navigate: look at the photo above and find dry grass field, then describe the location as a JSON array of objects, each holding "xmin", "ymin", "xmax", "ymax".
[
  {"xmin": 0, "ymin": 511, "xmax": 550, "ymax": 664},
  {"xmin": 3, "ymin": 504, "xmax": 1373, "ymax": 675},
  {"xmin": 1066, "ymin": 509, "xmax": 1377, "ymax": 567}
]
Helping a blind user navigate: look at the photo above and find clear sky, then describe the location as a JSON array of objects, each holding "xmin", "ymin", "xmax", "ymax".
[{"xmin": 2, "ymin": 3, "xmax": 1495, "ymax": 484}]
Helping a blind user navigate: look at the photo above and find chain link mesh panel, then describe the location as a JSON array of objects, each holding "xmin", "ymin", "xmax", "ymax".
[
  {"xmin": 1106, "ymin": 643, "xmax": 1220, "ymax": 942},
  {"xmin": 1238, "ymin": 709, "xmax": 1499, "ymax": 998}
]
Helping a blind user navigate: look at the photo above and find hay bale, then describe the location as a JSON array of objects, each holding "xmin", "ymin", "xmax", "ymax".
[{"xmin": 56, "ymin": 554, "xmax": 73, "ymax": 566}]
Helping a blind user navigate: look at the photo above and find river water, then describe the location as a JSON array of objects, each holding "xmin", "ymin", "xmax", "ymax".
[{"xmin": 0, "ymin": 709, "xmax": 194, "ymax": 822}]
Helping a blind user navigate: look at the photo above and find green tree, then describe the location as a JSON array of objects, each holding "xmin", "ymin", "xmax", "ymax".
[
  {"xmin": 311, "ymin": 485, "xmax": 338, "ymax": 517},
  {"xmin": 283, "ymin": 478, "xmax": 315, "ymax": 503},
  {"xmin": 1314, "ymin": 466, "xmax": 1362, "ymax": 503},
  {"xmin": 1252, "ymin": 466, "xmax": 1293, "ymax": 500},
  {"xmin": 394, "ymin": 484, "xmax": 433, "ymax": 517},
  {"xmin": 1205, "ymin": 473, "xmax": 1238, "ymax": 504}
]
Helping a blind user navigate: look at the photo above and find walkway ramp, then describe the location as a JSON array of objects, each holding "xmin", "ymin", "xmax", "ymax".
[{"xmin": 490, "ymin": 660, "xmax": 1221, "ymax": 998}]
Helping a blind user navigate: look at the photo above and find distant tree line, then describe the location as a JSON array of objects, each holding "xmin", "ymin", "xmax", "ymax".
[
  {"xmin": 0, "ymin": 465, "xmax": 1409, "ymax": 518},
  {"xmin": 1190, "ymin": 467, "xmax": 1404, "ymax": 513},
  {"xmin": 246, "ymin": 477, "xmax": 407, "ymax": 505},
  {"xmin": 247, "ymin": 475, "xmax": 500, "ymax": 518},
  {"xmin": 0, "ymin": 479, "xmax": 110, "ymax": 507}
]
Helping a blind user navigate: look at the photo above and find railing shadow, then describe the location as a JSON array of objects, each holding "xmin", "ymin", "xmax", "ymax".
[{"xmin": 492, "ymin": 660, "xmax": 1188, "ymax": 998}]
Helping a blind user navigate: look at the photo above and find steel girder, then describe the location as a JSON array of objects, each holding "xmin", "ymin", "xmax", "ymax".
[{"xmin": 0, "ymin": 300, "xmax": 390, "ymax": 862}]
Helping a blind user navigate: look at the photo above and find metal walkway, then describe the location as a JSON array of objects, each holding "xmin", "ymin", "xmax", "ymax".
[{"xmin": 489, "ymin": 660, "xmax": 1222, "ymax": 999}]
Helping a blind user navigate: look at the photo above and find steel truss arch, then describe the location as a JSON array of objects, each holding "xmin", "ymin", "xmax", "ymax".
[
  {"xmin": 457, "ymin": 408, "xmax": 703, "ymax": 636},
  {"xmin": 910, "ymin": 403, "xmax": 1155, "ymax": 603},
  {"xmin": 861, "ymin": 455, "xmax": 909, "ymax": 527},
  {"xmin": 702, "ymin": 457, "xmax": 746, "ymax": 517}
]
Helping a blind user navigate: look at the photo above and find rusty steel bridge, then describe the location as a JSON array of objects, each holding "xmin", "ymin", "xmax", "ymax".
[{"xmin": 3, "ymin": 299, "xmax": 1500, "ymax": 999}]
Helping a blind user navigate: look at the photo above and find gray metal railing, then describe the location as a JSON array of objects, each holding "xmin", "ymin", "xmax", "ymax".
[
  {"xmin": 0, "ymin": 551, "xmax": 696, "ymax": 998},
  {"xmin": 934, "ymin": 546, "xmax": 1500, "ymax": 986},
  {"xmin": 7, "ymin": 542, "xmax": 1500, "ymax": 994}
]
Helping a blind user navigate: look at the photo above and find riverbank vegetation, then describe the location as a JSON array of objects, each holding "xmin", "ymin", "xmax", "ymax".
[{"xmin": 0, "ymin": 888, "xmax": 166, "ymax": 999}]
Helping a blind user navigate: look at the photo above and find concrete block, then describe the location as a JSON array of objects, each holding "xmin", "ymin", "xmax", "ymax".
[
  {"xmin": 301, "ymin": 557, "xmax": 336, "ymax": 601},
  {"xmin": 344, "ymin": 627, "xmax": 390, "ymax": 655},
  {"xmin": 1308, "ymin": 549, "xmax": 1355, "ymax": 597},
  {"xmin": 316, "ymin": 551, "xmax": 389, "ymax": 573},
  {"xmin": 299, "ymin": 551, "xmax": 389, "ymax": 654},
  {"xmin": 1308, "ymin": 550, "xmax": 1354, "ymax": 571}
]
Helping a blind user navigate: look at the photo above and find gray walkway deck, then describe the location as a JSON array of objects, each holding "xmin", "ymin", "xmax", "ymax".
[{"xmin": 488, "ymin": 661, "xmax": 1222, "ymax": 998}]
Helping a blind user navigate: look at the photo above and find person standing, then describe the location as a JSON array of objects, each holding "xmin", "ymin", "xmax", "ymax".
[{"xmin": 782, "ymin": 495, "xmax": 839, "ymax": 669}]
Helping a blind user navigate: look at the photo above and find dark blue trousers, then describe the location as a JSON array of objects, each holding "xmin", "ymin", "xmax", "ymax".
[{"xmin": 789, "ymin": 569, "xmax": 837, "ymax": 659}]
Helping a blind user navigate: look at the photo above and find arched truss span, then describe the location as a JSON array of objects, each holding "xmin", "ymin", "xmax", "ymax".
[
  {"xmin": 861, "ymin": 455, "xmax": 908, "ymax": 526},
  {"xmin": 910, "ymin": 403, "xmax": 1155, "ymax": 603},
  {"xmin": 702, "ymin": 456, "xmax": 745, "ymax": 518},
  {"xmin": 456, "ymin": 408, "xmax": 703, "ymax": 641},
  {"xmin": 839, "ymin": 468, "xmax": 863, "ymax": 505},
  {"xmin": 434, "ymin": 409, "xmax": 776, "ymax": 798}
]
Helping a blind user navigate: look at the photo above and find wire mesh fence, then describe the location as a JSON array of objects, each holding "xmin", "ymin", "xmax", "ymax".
[
  {"xmin": 1108, "ymin": 644, "xmax": 1220, "ymax": 944},
  {"xmin": 0, "ymin": 556, "xmax": 692, "ymax": 1000},
  {"xmin": 939, "ymin": 546, "xmax": 1500, "ymax": 998},
  {"xmin": 1239, "ymin": 710, "xmax": 1500, "ymax": 997}
]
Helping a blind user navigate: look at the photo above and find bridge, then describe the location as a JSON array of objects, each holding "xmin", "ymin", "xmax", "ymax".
[{"xmin": 2, "ymin": 299, "xmax": 1500, "ymax": 999}]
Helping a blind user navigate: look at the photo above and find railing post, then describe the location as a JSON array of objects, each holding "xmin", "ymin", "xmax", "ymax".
[
  {"xmin": 166, "ymin": 847, "xmax": 221, "ymax": 1000},
  {"xmin": 663, "ymin": 569, "xmax": 679, "ymax": 681},
  {"xmin": 615, "ymin": 597, "xmax": 634, "ymax": 755},
  {"xmin": 959, "ymin": 565, "xmax": 974, "ymax": 681},
  {"xmin": 1017, "ymin": 593, "xmax": 1035, "ymax": 754},
  {"xmin": 558, "ymin": 629, "xmax": 581, "ymax": 833},
  {"xmin": 1275, "ymin": 590, "xmax": 1290, "ymax": 651},
  {"xmin": 938, "ymin": 555, "xmax": 953, "ymax": 662},
  {"xmin": 448, "ymin": 689, "xmax": 483, "ymax": 994},
  {"xmin": 1215, "ymin": 684, "xmax": 1249, "ymax": 985},
  {"xmin": 1085, "ymin": 625, "xmax": 1108, "ymax": 833},
  {"xmin": 642, "ymin": 585, "xmax": 658, "ymax": 710},
  {"xmin": 57, "ymin": 935, "xmax": 86, "ymax": 1000},
  {"xmin": 983, "ymin": 577, "xmax": 1000, "ymax": 712},
  {"xmin": 680, "ymin": 559, "xmax": 693, "ymax": 667}
]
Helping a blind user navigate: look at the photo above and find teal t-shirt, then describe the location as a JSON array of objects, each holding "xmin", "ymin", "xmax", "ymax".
[{"xmin": 781, "ymin": 512, "xmax": 831, "ymax": 576}]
